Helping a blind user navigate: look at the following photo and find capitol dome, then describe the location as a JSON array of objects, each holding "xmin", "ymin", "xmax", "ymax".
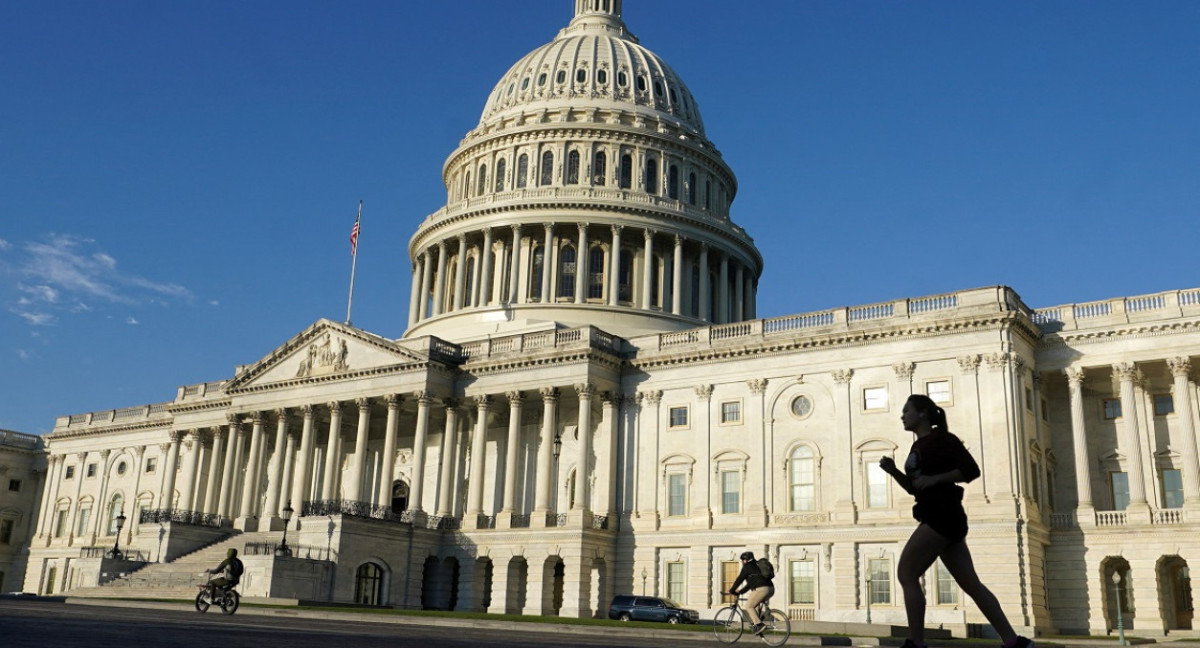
[{"xmin": 405, "ymin": 0, "xmax": 763, "ymax": 341}]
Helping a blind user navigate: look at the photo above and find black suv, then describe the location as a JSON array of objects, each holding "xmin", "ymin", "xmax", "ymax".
[{"xmin": 608, "ymin": 595, "xmax": 700, "ymax": 624}]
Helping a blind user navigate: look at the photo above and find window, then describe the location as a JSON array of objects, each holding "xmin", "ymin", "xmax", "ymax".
[
  {"xmin": 566, "ymin": 150, "xmax": 580, "ymax": 184},
  {"xmin": 495, "ymin": 158, "xmax": 506, "ymax": 192},
  {"xmin": 789, "ymin": 447, "xmax": 815, "ymax": 511},
  {"xmin": 0, "ymin": 518, "xmax": 13, "ymax": 544},
  {"xmin": 537, "ymin": 72, "xmax": 547, "ymax": 87},
  {"xmin": 520, "ymin": 76, "xmax": 529, "ymax": 91},
  {"xmin": 789, "ymin": 560, "xmax": 816, "ymax": 605},
  {"xmin": 863, "ymin": 387, "xmax": 888, "ymax": 411},
  {"xmin": 666, "ymin": 562, "xmax": 686, "ymax": 602},
  {"xmin": 587, "ymin": 247, "xmax": 605, "ymax": 299},
  {"xmin": 116, "ymin": 461, "xmax": 127, "ymax": 476},
  {"xmin": 575, "ymin": 68, "xmax": 587, "ymax": 84},
  {"xmin": 669, "ymin": 406, "xmax": 689, "ymax": 429},
  {"xmin": 720, "ymin": 470, "xmax": 740, "ymax": 514},
  {"xmin": 464, "ymin": 256, "xmax": 476, "ymax": 304},
  {"xmin": 477, "ymin": 163, "xmax": 487, "ymax": 195},
  {"xmin": 556, "ymin": 69, "xmax": 567, "ymax": 84},
  {"xmin": 355, "ymin": 562, "xmax": 384, "ymax": 606},
  {"xmin": 720, "ymin": 401, "xmax": 741, "ymax": 424},
  {"xmin": 618, "ymin": 250, "xmax": 632, "ymax": 302},
  {"xmin": 668, "ymin": 473, "xmax": 687, "ymax": 516},
  {"xmin": 867, "ymin": 461, "xmax": 888, "ymax": 508},
  {"xmin": 65, "ymin": 466, "xmax": 75, "ymax": 480},
  {"xmin": 76, "ymin": 506, "xmax": 91, "ymax": 537},
  {"xmin": 935, "ymin": 560, "xmax": 959, "ymax": 605},
  {"xmin": 926, "ymin": 380, "xmax": 951, "ymax": 405},
  {"xmin": 705, "ymin": 179, "xmax": 712, "ymax": 209},
  {"xmin": 1110, "ymin": 472, "xmax": 1129, "ymax": 511},
  {"xmin": 529, "ymin": 246, "xmax": 544, "ymax": 299},
  {"xmin": 687, "ymin": 172, "xmax": 697, "ymax": 204},
  {"xmin": 1103, "ymin": 399, "xmax": 1122, "ymax": 420},
  {"xmin": 7, "ymin": 479, "xmax": 20, "ymax": 492},
  {"xmin": 540, "ymin": 151, "xmax": 554, "ymax": 185},
  {"xmin": 1041, "ymin": 398, "xmax": 1049, "ymax": 421},
  {"xmin": 667, "ymin": 164, "xmax": 679, "ymax": 199},
  {"xmin": 1155, "ymin": 394, "xmax": 1175, "ymax": 416},
  {"xmin": 1030, "ymin": 460, "xmax": 1042, "ymax": 505},
  {"xmin": 868, "ymin": 558, "xmax": 892, "ymax": 604},
  {"xmin": 619, "ymin": 154, "xmax": 632, "ymax": 189},
  {"xmin": 54, "ymin": 510, "xmax": 68, "ymax": 538},
  {"xmin": 720, "ymin": 561, "xmax": 739, "ymax": 605},
  {"xmin": 593, "ymin": 151, "xmax": 606, "ymax": 185},
  {"xmin": 107, "ymin": 494, "xmax": 125, "ymax": 536},
  {"xmin": 597, "ymin": 69, "xmax": 607, "ymax": 85},
  {"xmin": 558, "ymin": 245, "xmax": 576, "ymax": 299},
  {"xmin": 145, "ymin": 457, "xmax": 157, "ymax": 473},
  {"xmin": 1163, "ymin": 469, "xmax": 1184, "ymax": 509},
  {"xmin": 617, "ymin": 70, "xmax": 627, "ymax": 87},
  {"xmin": 516, "ymin": 154, "xmax": 529, "ymax": 189},
  {"xmin": 1025, "ymin": 387, "xmax": 1034, "ymax": 411},
  {"xmin": 645, "ymin": 158, "xmax": 658, "ymax": 194},
  {"xmin": 636, "ymin": 76, "xmax": 647, "ymax": 93}
]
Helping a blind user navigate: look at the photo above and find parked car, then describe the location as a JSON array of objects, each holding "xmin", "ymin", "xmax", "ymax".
[{"xmin": 608, "ymin": 594, "xmax": 700, "ymax": 624}]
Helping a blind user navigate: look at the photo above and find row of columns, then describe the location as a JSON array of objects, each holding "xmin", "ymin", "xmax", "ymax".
[{"xmin": 408, "ymin": 224, "xmax": 757, "ymax": 327}]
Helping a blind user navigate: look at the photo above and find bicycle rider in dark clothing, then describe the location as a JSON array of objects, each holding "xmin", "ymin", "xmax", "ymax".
[{"xmin": 729, "ymin": 551, "xmax": 774, "ymax": 635}]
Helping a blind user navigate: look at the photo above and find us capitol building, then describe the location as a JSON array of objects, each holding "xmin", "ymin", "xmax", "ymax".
[{"xmin": 8, "ymin": 1, "xmax": 1200, "ymax": 638}]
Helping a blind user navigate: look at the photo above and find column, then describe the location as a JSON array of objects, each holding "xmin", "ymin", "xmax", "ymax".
[
  {"xmin": 229, "ymin": 421, "xmax": 248, "ymax": 517},
  {"xmin": 289, "ymin": 405, "xmax": 316, "ymax": 510},
  {"xmin": 609, "ymin": 225, "xmax": 622, "ymax": 305},
  {"xmin": 202, "ymin": 428, "xmax": 225, "ymax": 515},
  {"xmin": 89, "ymin": 449, "xmax": 113, "ymax": 543},
  {"xmin": 431, "ymin": 240, "xmax": 447, "ymax": 316},
  {"xmin": 68, "ymin": 452, "xmax": 87, "ymax": 542},
  {"xmin": 734, "ymin": 262, "xmax": 744, "ymax": 321},
  {"xmin": 478, "ymin": 229, "xmax": 494, "ymax": 307},
  {"xmin": 718, "ymin": 250, "xmax": 729, "ymax": 324},
  {"xmin": 574, "ymin": 224, "xmax": 587, "ymax": 303},
  {"xmin": 179, "ymin": 430, "xmax": 202, "ymax": 512},
  {"xmin": 599, "ymin": 393, "xmax": 619, "ymax": 517},
  {"xmin": 160, "ymin": 433, "xmax": 181, "ymax": 509},
  {"xmin": 573, "ymin": 383, "xmax": 595, "ymax": 513},
  {"xmin": 263, "ymin": 410, "xmax": 289, "ymax": 522},
  {"xmin": 1114, "ymin": 363, "xmax": 1149, "ymax": 512},
  {"xmin": 321, "ymin": 402, "xmax": 343, "ymax": 501},
  {"xmin": 436, "ymin": 399, "xmax": 461, "ymax": 516},
  {"xmin": 1168, "ymin": 357, "xmax": 1200, "ymax": 505},
  {"xmin": 349, "ymin": 398, "xmax": 372, "ymax": 502},
  {"xmin": 418, "ymin": 248, "xmax": 434, "ymax": 319},
  {"xmin": 466, "ymin": 396, "xmax": 492, "ymax": 522},
  {"xmin": 218, "ymin": 418, "xmax": 240, "ymax": 517},
  {"xmin": 831, "ymin": 370, "xmax": 856, "ymax": 521},
  {"xmin": 127, "ymin": 446, "xmax": 145, "ymax": 543},
  {"xmin": 36, "ymin": 455, "xmax": 60, "ymax": 537},
  {"xmin": 534, "ymin": 388, "xmax": 558, "ymax": 515},
  {"xmin": 408, "ymin": 254, "xmax": 423, "ymax": 327},
  {"xmin": 642, "ymin": 229, "xmax": 654, "ymax": 309},
  {"xmin": 671, "ymin": 235, "xmax": 683, "ymax": 315},
  {"xmin": 1065, "ymin": 367, "xmax": 1093, "ymax": 515},
  {"xmin": 409, "ymin": 392, "xmax": 433, "ymax": 513},
  {"xmin": 377, "ymin": 395, "xmax": 402, "ymax": 508},
  {"xmin": 508, "ymin": 225, "xmax": 522, "ymax": 304},
  {"xmin": 452, "ymin": 235, "xmax": 467, "ymax": 310},
  {"xmin": 501, "ymin": 392, "xmax": 523, "ymax": 516},
  {"xmin": 239, "ymin": 413, "xmax": 266, "ymax": 520},
  {"xmin": 279, "ymin": 431, "xmax": 296, "ymax": 513},
  {"xmin": 541, "ymin": 224, "xmax": 554, "ymax": 303},
  {"xmin": 698, "ymin": 243, "xmax": 710, "ymax": 322}
]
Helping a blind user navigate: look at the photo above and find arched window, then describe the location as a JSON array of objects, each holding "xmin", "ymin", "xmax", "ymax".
[
  {"xmin": 588, "ymin": 246, "xmax": 605, "ymax": 299},
  {"xmin": 789, "ymin": 447, "xmax": 816, "ymax": 511},
  {"xmin": 495, "ymin": 159, "xmax": 507, "ymax": 192},
  {"xmin": 705, "ymin": 178, "xmax": 712, "ymax": 209},
  {"xmin": 516, "ymin": 154, "xmax": 529, "ymax": 189},
  {"xmin": 462, "ymin": 171, "xmax": 471, "ymax": 200},
  {"xmin": 645, "ymin": 158, "xmax": 658, "ymax": 194},
  {"xmin": 464, "ymin": 256, "xmax": 476, "ymax": 306},
  {"xmin": 445, "ymin": 260, "xmax": 458, "ymax": 311},
  {"xmin": 690, "ymin": 265, "xmax": 700, "ymax": 317},
  {"xmin": 618, "ymin": 249, "xmax": 633, "ymax": 302},
  {"xmin": 355, "ymin": 562, "xmax": 385, "ymax": 606},
  {"xmin": 529, "ymin": 245, "xmax": 545, "ymax": 300},
  {"xmin": 651, "ymin": 255, "xmax": 662, "ymax": 308},
  {"xmin": 558, "ymin": 245, "xmax": 577, "ymax": 299},
  {"xmin": 667, "ymin": 164, "xmax": 679, "ymax": 199},
  {"xmin": 687, "ymin": 172, "xmax": 697, "ymax": 204},
  {"xmin": 540, "ymin": 151, "xmax": 554, "ymax": 186},
  {"xmin": 107, "ymin": 493, "xmax": 125, "ymax": 536},
  {"xmin": 566, "ymin": 151, "xmax": 580, "ymax": 185},
  {"xmin": 619, "ymin": 154, "xmax": 632, "ymax": 189},
  {"xmin": 477, "ymin": 163, "xmax": 488, "ymax": 196},
  {"xmin": 593, "ymin": 151, "xmax": 607, "ymax": 185}
]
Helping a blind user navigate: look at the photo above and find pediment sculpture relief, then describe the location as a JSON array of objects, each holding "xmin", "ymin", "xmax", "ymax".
[{"xmin": 296, "ymin": 332, "xmax": 350, "ymax": 378}]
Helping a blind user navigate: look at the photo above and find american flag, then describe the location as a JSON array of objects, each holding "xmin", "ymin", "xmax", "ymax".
[{"xmin": 350, "ymin": 202, "xmax": 361, "ymax": 256}]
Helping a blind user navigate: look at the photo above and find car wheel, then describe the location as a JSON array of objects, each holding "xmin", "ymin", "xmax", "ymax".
[
  {"xmin": 668, "ymin": 616, "xmax": 680, "ymax": 624},
  {"xmin": 619, "ymin": 612, "xmax": 631, "ymax": 622}
]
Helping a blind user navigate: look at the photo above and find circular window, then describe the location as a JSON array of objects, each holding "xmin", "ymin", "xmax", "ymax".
[
  {"xmin": 790, "ymin": 395, "xmax": 813, "ymax": 419},
  {"xmin": 117, "ymin": 461, "xmax": 127, "ymax": 475}
]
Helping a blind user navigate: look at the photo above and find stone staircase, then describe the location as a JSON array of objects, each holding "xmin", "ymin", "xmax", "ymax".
[{"xmin": 68, "ymin": 530, "xmax": 281, "ymax": 600}]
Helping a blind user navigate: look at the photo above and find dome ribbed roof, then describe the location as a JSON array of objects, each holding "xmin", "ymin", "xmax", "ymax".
[{"xmin": 477, "ymin": 3, "xmax": 706, "ymax": 136}]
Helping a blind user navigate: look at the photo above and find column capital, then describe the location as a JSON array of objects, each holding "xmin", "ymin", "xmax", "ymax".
[
  {"xmin": 695, "ymin": 384, "xmax": 713, "ymax": 401},
  {"xmin": 1065, "ymin": 366, "xmax": 1086, "ymax": 384},
  {"xmin": 413, "ymin": 390, "xmax": 435, "ymax": 405},
  {"xmin": 611, "ymin": 224, "xmax": 623, "ymax": 235},
  {"xmin": 641, "ymin": 389, "xmax": 663, "ymax": 404},
  {"xmin": 385, "ymin": 393, "xmax": 403, "ymax": 409},
  {"xmin": 540, "ymin": 386, "xmax": 560, "ymax": 402},
  {"xmin": 473, "ymin": 394, "xmax": 493, "ymax": 410},
  {"xmin": 506, "ymin": 391, "xmax": 524, "ymax": 406},
  {"xmin": 575, "ymin": 383, "xmax": 596, "ymax": 399},
  {"xmin": 644, "ymin": 228, "xmax": 655, "ymax": 241},
  {"xmin": 957, "ymin": 354, "xmax": 981, "ymax": 374},
  {"xmin": 133, "ymin": 445, "xmax": 147, "ymax": 458},
  {"xmin": 169, "ymin": 430, "xmax": 183, "ymax": 443},
  {"xmin": 300, "ymin": 403, "xmax": 315, "ymax": 417},
  {"xmin": 274, "ymin": 407, "xmax": 288, "ymax": 421},
  {"xmin": 355, "ymin": 397, "xmax": 371, "ymax": 411},
  {"xmin": 210, "ymin": 426, "xmax": 225, "ymax": 440},
  {"xmin": 328, "ymin": 400, "xmax": 343, "ymax": 413},
  {"xmin": 99, "ymin": 448, "xmax": 112, "ymax": 460},
  {"xmin": 892, "ymin": 362, "xmax": 915, "ymax": 380},
  {"xmin": 831, "ymin": 369, "xmax": 854, "ymax": 385},
  {"xmin": 747, "ymin": 378, "xmax": 769, "ymax": 394},
  {"xmin": 543, "ymin": 222, "xmax": 555, "ymax": 232},
  {"xmin": 251, "ymin": 411, "xmax": 264, "ymax": 425},
  {"xmin": 511, "ymin": 223, "xmax": 522, "ymax": 234},
  {"xmin": 226, "ymin": 413, "xmax": 241, "ymax": 428},
  {"xmin": 1113, "ymin": 362, "xmax": 1139, "ymax": 382},
  {"xmin": 985, "ymin": 352, "xmax": 1010, "ymax": 371},
  {"xmin": 1168, "ymin": 357, "xmax": 1192, "ymax": 378},
  {"xmin": 600, "ymin": 391, "xmax": 617, "ymax": 404},
  {"xmin": 674, "ymin": 233, "xmax": 683, "ymax": 245},
  {"xmin": 443, "ymin": 397, "xmax": 462, "ymax": 411}
]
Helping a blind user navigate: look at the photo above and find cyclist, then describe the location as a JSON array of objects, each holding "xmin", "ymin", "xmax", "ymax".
[
  {"xmin": 204, "ymin": 547, "xmax": 244, "ymax": 597},
  {"xmin": 729, "ymin": 551, "xmax": 774, "ymax": 635}
]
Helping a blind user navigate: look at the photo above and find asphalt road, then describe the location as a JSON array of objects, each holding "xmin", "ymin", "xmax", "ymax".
[{"xmin": 0, "ymin": 599, "xmax": 706, "ymax": 648}]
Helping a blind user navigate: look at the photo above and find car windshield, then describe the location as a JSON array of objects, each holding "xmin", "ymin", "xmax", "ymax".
[{"xmin": 660, "ymin": 597, "xmax": 683, "ymax": 608}]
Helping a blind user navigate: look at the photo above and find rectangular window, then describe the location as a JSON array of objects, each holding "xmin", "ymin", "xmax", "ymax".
[
  {"xmin": 1163, "ymin": 469, "xmax": 1184, "ymax": 509},
  {"xmin": 868, "ymin": 558, "xmax": 892, "ymax": 605},
  {"xmin": 1110, "ymin": 472, "xmax": 1129, "ymax": 511},
  {"xmin": 667, "ymin": 562, "xmax": 686, "ymax": 603},
  {"xmin": 1025, "ymin": 387, "xmax": 1034, "ymax": 411},
  {"xmin": 76, "ymin": 508, "xmax": 91, "ymax": 537},
  {"xmin": 1155, "ymin": 394, "xmax": 1175, "ymax": 416},
  {"xmin": 1103, "ymin": 399, "xmax": 1122, "ymax": 420},
  {"xmin": 7, "ymin": 479, "xmax": 20, "ymax": 492},
  {"xmin": 0, "ymin": 519, "xmax": 13, "ymax": 544},
  {"xmin": 1041, "ymin": 398, "xmax": 1049, "ymax": 421},
  {"xmin": 668, "ymin": 473, "xmax": 687, "ymax": 516},
  {"xmin": 1030, "ymin": 460, "xmax": 1042, "ymax": 504},
  {"xmin": 720, "ymin": 401, "xmax": 742, "ymax": 424},
  {"xmin": 669, "ymin": 406, "xmax": 689, "ymax": 429},
  {"xmin": 721, "ymin": 471, "xmax": 740, "ymax": 514},
  {"xmin": 86, "ymin": 463, "xmax": 97, "ymax": 478},
  {"xmin": 721, "ymin": 561, "xmax": 739, "ymax": 605},
  {"xmin": 44, "ymin": 567, "xmax": 57, "ymax": 596},
  {"xmin": 65, "ymin": 466, "xmax": 75, "ymax": 480},
  {"xmin": 926, "ymin": 380, "xmax": 951, "ymax": 405},
  {"xmin": 867, "ymin": 461, "xmax": 888, "ymax": 508},
  {"xmin": 54, "ymin": 510, "xmax": 68, "ymax": 538},
  {"xmin": 863, "ymin": 386, "xmax": 888, "ymax": 411},
  {"xmin": 145, "ymin": 457, "xmax": 157, "ymax": 473},
  {"xmin": 935, "ymin": 560, "xmax": 959, "ymax": 605},
  {"xmin": 790, "ymin": 559, "xmax": 816, "ymax": 605}
]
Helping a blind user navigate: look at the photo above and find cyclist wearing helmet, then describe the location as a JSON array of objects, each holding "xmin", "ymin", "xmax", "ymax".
[{"xmin": 729, "ymin": 551, "xmax": 774, "ymax": 635}]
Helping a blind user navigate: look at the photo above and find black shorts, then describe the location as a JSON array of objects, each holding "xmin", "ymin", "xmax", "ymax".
[{"xmin": 912, "ymin": 487, "xmax": 968, "ymax": 542}]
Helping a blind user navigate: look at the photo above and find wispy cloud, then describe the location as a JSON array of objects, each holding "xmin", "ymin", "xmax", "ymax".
[
  {"xmin": 126, "ymin": 316, "xmax": 140, "ymax": 325},
  {"xmin": 3, "ymin": 234, "xmax": 193, "ymax": 326}
]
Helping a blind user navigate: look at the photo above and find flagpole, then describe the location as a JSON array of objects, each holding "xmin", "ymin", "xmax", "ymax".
[{"xmin": 346, "ymin": 200, "xmax": 361, "ymax": 326}]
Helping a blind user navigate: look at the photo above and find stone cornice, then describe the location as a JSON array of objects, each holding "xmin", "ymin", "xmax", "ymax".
[
  {"xmin": 462, "ymin": 347, "xmax": 623, "ymax": 377},
  {"xmin": 47, "ymin": 418, "xmax": 172, "ymax": 441},
  {"xmin": 1037, "ymin": 317, "xmax": 1200, "ymax": 350}
]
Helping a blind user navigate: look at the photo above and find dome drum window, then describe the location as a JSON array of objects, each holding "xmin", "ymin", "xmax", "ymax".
[
  {"xmin": 617, "ymin": 71, "xmax": 627, "ymax": 87},
  {"xmin": 537, "ymin": 72, "xmax": 547, "ymax": 86},
  {"xmin": 636, "ymin": 76, "xmax": 647, "ymax": 93},
  {"xmin": 597, "ymin": 69, "xmax": 608, "ymax": 85},
  {"xmin": 556, "ymin": 70, "xmax": 567, "ymax": 84},
  {"xmin": 576, "ymin": 69, "xmax": 587, "ymax": 84}
]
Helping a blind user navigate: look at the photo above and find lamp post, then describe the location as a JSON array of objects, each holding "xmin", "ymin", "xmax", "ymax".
[
  {"xmin": 276, "ymin": 501, "xmax": 294, "ymax": 557},
  {"xmin": 641, "ymin": 567, "xmax": 648, "ymax": 595},
  {"xmin": 865, "ymin": 574, "xmax": 872, "ymax": 624},
  {"xmin": 1111, "ymin": 571, "xmax": 1127, "ymax": 646},
  {"xmin": 551, "ymin": 431, "xmax": 563, "ymax": 513},
  {"xmin": 107, "ymin": 509, "xmax": 127, "ymax": 560}
]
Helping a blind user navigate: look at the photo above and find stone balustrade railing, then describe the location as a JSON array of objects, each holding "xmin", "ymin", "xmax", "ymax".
[
  {"xmin": 1032, "ymin": 288, "xmax": 1200, "ymax": 332},
  {"xmin": 459, "ymin": 325, "xmax": 619, "ymax": 361},
  {"xmin": 0, "ymin": 429, "xmax": 43, "ymax": 449}
]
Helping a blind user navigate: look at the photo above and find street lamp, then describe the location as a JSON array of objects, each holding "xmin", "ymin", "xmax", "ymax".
[
  {"xmin": 107, "ymin": 509, "xmax": 127, "ymax": 560},
  {"xmin": 276, "ymin": 501, "xmax": 294, "ymax": 557},
  {"xmin": 1111, "ymin": 571, "xmax": 1127, "ymax": 646},
  {"xmin": 865, "ymin": 574, "xmax": 872, "ymax": 624},
  {"xmin": 552, "ymin": 431, "xmax": 562, "ymax": 462},
  {"xmin": 641, "ymin": 567, "xmax": 648, "ymax": 595}
]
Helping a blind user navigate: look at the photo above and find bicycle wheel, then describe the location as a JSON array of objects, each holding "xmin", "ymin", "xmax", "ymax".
[
  {"xmin": 712, "ymin": 606, "xmax": 744, "ymax": 643},
  {"xmin": 220, "ymin": 590, "xmax": 240, "ymax": 615},
  {"xmin": 195, "ymin": 590, "xmax": 211, "ymax": 613},
  {"xmin": 758, "ymin": 608, "xmax": 791, "ymax": 646}
]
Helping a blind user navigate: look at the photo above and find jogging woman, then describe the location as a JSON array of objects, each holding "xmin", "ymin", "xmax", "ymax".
[{"xmin": 879, "ymin": 394, "xmax": 1033, "ymax": 648}]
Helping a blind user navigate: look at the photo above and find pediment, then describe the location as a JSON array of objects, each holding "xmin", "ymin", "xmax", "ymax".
[{"xmin": 225, "ymin": 319, "xmax": 428, "ymax": 391}]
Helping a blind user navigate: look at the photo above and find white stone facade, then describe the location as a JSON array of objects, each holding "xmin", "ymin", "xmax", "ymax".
[
  {"xmin": 0, "ymin": 429, "xmax": 45, "ymax": 592},
  {"xmin": 16, "ymin": 1, "xmax": 1200, "ymax": 639}
]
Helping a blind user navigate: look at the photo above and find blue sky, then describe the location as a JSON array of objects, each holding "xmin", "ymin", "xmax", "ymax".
[{"xmin": 2, "ymin": 1, "xmax": 1197, "ymax": 435}]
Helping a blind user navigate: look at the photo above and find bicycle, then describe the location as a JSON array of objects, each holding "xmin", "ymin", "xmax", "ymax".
[
  {"xmin": 195, "ymin": 582, "xmax": 240, "ymax": 615},
  {"xmin": 712, "ymin": 595, "xmax": 790, "ymax": 646}
]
